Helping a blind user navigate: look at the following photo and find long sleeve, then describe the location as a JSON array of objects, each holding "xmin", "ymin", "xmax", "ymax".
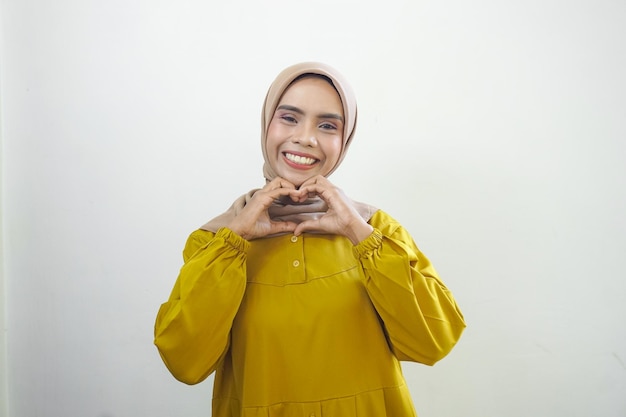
[
  {"xmin": 154, "ymin": 227, "xmax": 249, "ymax": 385},
  {"xmin": 353, "ymin": 211, "xmax": 466, "ymax": 365}
]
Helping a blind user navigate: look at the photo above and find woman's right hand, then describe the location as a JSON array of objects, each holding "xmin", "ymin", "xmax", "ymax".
[{"xmin": 227, "ymin": 177, "xmax": 299, "ymax": 240}]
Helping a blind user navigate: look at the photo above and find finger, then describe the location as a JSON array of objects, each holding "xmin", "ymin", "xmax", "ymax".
[
  {"xmin": 270, "ymin": 220, "xmax": 297, "ymax": 235},
  {"xmin": 299, "ymin": 175, "xmax": 328, "ymax": 189},
  {"xmin": 247, "ymin": 187, "xmax": 299, "ymax": 212},
  {"xmin": 297, "ymin": 182, "xmax": 321, "ymax": 193},
  {"xmin": 268, "ymin": 186, "xmax": 302, "ymax": 199},
  {"xmin": 288, "ymin": 188, "xmax": 312, "ymax": 203},
  {"xmin": 294, "ymin": 219, "xmax": 323, "ymax": 236},
  {"xmin": 298, "ymin": 183, "xmax": 332, "ymax": 200},
  {"xmin": 269, "ymin": 177, "xmax": 297, "ymax": 190}
]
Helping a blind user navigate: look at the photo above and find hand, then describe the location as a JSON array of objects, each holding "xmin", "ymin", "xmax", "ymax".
[
  {"xmin": 228, "ymin": 177, "xmax": 300, "ymax": 240},
  {"xmin": 293, "ymin": 176, "xmax": 373, "ymax": 244}
]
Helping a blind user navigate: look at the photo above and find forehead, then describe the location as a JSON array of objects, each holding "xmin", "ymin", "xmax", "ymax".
[{"xmin": 278, "ymin": 76, "xmax": 343, "ymax": 107}]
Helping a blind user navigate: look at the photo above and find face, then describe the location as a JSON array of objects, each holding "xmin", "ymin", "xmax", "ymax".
[{"xmin": 265, "ymin": 76, "xmax": 344, "ymax": 187}]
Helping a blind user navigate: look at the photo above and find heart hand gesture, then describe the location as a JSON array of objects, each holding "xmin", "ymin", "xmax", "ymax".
[
  {"xmin": 227, "ymin": 177, "xmax": 300, "ymax": 240},
  {"xmin": 292, "ymin": 176, "xmax": 373, "ymax": 244}
]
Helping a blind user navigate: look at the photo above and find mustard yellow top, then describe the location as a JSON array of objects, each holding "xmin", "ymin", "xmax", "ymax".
[{"xmin": 154, "ymin": 210, "xmax": 465, "ymax": 417}]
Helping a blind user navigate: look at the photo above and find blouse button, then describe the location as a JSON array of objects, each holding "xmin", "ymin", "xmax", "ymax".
[
  {"xmin": 292, "ymin": 260, "xmax": 300, "ymax": 267},
  {"xmin": 290, "ymin": 235, "xmax": 298, "ymax": 243}
]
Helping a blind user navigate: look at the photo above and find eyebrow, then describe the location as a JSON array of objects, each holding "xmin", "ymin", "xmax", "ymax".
[{"xmin": 276, "ymin": 104, "xmax": 344, "ymax": 123}]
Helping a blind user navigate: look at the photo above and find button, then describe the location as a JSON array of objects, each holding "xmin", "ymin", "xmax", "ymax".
[
  {"xmin": 290, "ymin": 235, "xmax": 298, "ymax": 243},
  {"xmin": 292, "ymin": 260, "xmax": 300, "ymax": 267}
]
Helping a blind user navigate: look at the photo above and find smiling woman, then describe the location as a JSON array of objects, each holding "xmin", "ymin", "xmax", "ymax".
[
  {"xmin": 265, "ymin": 76, "xmax": 344, "ymax": 187},
  {"xmin": 153, "ymin": 62, "xmax": 466, "ymax": 417}
]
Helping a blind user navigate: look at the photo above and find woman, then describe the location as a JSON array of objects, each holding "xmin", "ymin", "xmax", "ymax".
[{"xmin": 154, "ymin": 62, "xmax": 465, "ymax": 417}]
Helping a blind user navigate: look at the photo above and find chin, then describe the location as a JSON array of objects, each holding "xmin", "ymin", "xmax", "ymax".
[
  {"xmin": 287, "ymin": 177, "xmax": 306, "ymax": 188},
  {"xmin": 278, "ymin": 171, "xmax": 310, "ymax": 187},
  {"xmin": 277, "ymin": 166, "xmax": 328, "ymax": 187}
]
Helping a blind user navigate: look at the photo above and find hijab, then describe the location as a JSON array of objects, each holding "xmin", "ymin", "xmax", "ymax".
[{"xmin": 201, "ymin": 62, "xmax": 377, "ymax": 234}]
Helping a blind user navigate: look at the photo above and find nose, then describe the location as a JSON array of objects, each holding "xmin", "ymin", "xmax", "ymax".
[{"xmin": 293, "ymin": 123, "xmax": 318, "ymax": 147}]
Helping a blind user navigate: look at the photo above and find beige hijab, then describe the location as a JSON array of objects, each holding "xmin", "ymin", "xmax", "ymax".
[{"xmin": 201, "ymin": 62, "xmax": 377, "ymax": 234}]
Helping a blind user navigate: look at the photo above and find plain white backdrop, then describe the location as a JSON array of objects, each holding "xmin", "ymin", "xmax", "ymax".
[{"xmin": 1, "ymin": 0, "xmax": 625, "ymax": 416}]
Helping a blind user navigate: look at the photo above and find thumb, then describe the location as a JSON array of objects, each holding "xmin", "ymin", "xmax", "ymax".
[
  {"xmin": 293, "ymin": 219, "xmax": 320, "ymax": 236},
  {"xmin": 270, "ymin": 220, "xmax": 297, "ymax": 234}
]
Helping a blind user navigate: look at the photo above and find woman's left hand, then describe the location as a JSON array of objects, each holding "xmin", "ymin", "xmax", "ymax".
[{"xmin": 293, "ymin": 176, "xmax": 373, "ymax": 245}]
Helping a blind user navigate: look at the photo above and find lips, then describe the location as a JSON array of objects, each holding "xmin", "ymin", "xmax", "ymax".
[{"xmin": 283, "ymin": 152, "xmax": 319, "ymax": 168}]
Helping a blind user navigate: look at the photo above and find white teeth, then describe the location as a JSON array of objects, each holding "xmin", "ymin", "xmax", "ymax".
[{"xmin": 285, "ymin": 153, "xmax": 316, "ymax": 165}]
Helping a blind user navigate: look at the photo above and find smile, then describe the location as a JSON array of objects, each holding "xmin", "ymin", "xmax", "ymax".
[{"xmin": 284, "ymin": 152, "xmax": 318, "ymax": 166}]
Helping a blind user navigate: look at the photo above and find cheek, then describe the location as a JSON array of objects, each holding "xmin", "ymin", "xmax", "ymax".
[
  {"xmin": 324, "ymin": 136, "xmax": 344, "ymax": 166},
  {"xmin": 265, "ymin": 122, "xmax": 281, "ymax": 153}
]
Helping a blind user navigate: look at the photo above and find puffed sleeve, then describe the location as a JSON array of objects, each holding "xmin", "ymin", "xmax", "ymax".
[
  {"xmin": 154, "ymin": 227, "xmax": 249, "ymax": 384},
  {"xmin": 353, "ymin": 211, "xmax": 466, "ymax": 365}
]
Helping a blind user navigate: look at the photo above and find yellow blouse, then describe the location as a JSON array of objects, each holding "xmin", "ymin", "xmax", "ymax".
[{"xmin": 154, "ymin": 210, "xmax": 465, "ymax": 417}]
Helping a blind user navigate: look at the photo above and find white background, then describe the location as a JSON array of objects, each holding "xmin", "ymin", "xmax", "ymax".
[{"xmin": 1, "ymin": 0, "xmax": 625, "ymax": 416}]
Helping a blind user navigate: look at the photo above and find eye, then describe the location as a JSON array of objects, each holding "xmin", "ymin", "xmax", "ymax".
[
  {"xmin": 319, "ymin": 122, "xmax": 338, "ymax": 130},
  {"xmin": 279, "ymin": 114, "xmax": 298, "ymax": 124}
]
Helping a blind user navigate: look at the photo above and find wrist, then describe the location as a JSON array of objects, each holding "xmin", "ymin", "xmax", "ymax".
[
  {"xmin": 226, "ymin": 221, "xmax": 252, "ymax": 241},
  {"xmin": 346, "ymin": 221, "xmax": 374, "ymax": 245}
]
